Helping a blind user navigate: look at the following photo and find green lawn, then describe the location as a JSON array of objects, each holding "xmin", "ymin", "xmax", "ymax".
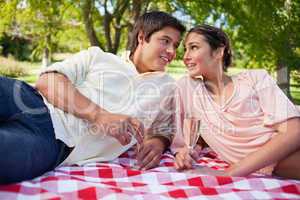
[
  {"xmin": 0, "ymin": 58, "xmax": 41, "ymax": 84},
  {"xmin": 291, "ymin": 85, "xmax": 300, "ymax": 105},
  {"xmin": 168, "ymin": 60, "xmax": 300, "ymax": 105},
  {"xmin": 1, "ymin": 57, "xmax": 299, "ymax": 105},
  {"xmin": 167, "ymin": 60, "xmax": 246, "ymax": 78}
]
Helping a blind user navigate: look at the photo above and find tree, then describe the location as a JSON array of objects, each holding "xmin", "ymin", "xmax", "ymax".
[
  {"xmin": 22, "ymin": 0, "xmax": 73, "ymax": 67},
  {"xmin": 221, "ymin": 0, "xmax": 300, "ymax": 98},
  {"xmin": 80, "ymin": 0, "xmax": 180, "ymax": 53},
  {"xmin": 0, "ymin": 0, "xmax": 77, "ymax": 66},
  {"xmin": 81, "ymin": 0, "xmax": 137, "ymax": 53},
  {"xmin": 175, "ymin": 0, "xmax": 300, "ymax": 99}
]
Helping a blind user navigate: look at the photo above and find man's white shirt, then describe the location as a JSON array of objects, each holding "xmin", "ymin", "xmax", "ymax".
[{"xmin": 40, "ymin": 47, "xmax": 175, "ymax": 165}]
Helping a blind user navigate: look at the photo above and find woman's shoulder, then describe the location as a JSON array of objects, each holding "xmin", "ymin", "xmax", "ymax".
[{"xmin": 234, "ymin": 69, "xmax": 272, "ymax": 85}]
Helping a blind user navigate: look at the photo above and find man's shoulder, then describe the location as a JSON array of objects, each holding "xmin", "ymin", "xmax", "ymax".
[{"xmin": 176, "ymin": 75, "xmax": 202, "ymax": 89}]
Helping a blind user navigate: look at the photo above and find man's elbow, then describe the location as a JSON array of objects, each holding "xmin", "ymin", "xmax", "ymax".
[{"xmin": 35, "ymin": 74, "xmax": 50, "ymax": 95}]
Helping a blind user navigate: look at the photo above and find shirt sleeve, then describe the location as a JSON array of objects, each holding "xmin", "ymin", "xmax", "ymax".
[
  {"xmin": 252, "ymin": 70, "xmax": 300, "ymax": 126},
  {"xmin": 40, "ymin": 46, "xmax": 105, "ymax": 86},
  {"xmin": 145, "ymin": 88, "xmax": 176, "ymax": 146}
]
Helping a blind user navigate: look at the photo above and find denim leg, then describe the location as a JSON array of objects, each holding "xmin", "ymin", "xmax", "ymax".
[
  {"xmin": 0, "ymin": 76, "xmax": 70, "ymax": 184},
  {"xmin": 0, "ymin": 76, "xmax": 47, "ymax": 121},
  {"xmin": 0, "ymin": 121, "xmax": 61, "ymax": 184}
]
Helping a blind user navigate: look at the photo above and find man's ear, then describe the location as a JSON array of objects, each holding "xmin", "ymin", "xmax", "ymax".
[{"xmin": 138, "ymin": 31, "xmax": 145, "ymax": 44}]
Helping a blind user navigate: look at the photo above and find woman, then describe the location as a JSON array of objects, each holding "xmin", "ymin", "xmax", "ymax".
[{"xmin": 171, "ymin": 25, "xmax": 300, "ymax": 179}]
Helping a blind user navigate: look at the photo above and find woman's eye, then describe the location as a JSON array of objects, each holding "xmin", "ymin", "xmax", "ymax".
[{"xmin": 191, "ymin": 45, "xmax": 198, "ymax": 50}]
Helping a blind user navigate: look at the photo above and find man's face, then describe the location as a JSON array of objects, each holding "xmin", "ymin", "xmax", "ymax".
[{"xmin": 134, "ymin": 26, "xmax": 181, "ymax": 73}]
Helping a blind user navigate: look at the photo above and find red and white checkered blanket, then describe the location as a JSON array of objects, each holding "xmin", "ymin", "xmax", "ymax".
[{"xmin": 1, "ymin": 148, "xmax": 300, "ymax": 199}]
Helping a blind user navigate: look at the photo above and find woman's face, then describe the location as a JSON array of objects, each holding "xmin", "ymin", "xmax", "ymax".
[{"xmin": 183, "ymin": 32, "xmax": 219, "ymax": 78}]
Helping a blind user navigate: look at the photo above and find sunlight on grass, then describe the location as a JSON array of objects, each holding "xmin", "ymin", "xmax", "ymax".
[
  {"xmin": 291, "ymin": 86, "xmax": 300, "ymax": 105},
  {"xmin": 0, "ymin": 56, "xmax": 41, "ymax": 84},
  {"xmin": 18, "ymin": 74, "xmax": 38, "ymax": 84},
  {"xmin": 1, "ymin": 56, "xmax": 299, "ymax": 105},
  {"xmin": 167, "ymin": 61, "xmax": 299, "ymax": 104},
  {"xmin": 15, "ymin": 63, "xmax": 40, "ymax": 84}
]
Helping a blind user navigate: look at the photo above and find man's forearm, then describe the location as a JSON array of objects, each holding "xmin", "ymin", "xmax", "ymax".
[
  {"xmin": 146, "ymin": 135, "xmax": 171, "ymax": 152},
  {"xmin": 36, "ymin": 72, "xmax": 106, "ymax": 122}
]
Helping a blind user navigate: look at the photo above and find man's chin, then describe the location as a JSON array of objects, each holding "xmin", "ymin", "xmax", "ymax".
[{"xmin": 150, "ymin": 66, "xmax": 166, "ymax": 72}]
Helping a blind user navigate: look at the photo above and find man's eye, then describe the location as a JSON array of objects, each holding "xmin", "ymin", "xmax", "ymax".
[{"xmin": 161, "ymin": 39, "xmax": 169, "ymax": 44}]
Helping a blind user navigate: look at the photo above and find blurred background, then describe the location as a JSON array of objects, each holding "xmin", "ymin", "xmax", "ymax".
[{"xmin": 0, "ymin": 0, "xmax": 299, "ymax": 104}]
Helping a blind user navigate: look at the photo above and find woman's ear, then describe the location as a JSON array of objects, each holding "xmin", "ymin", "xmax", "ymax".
[{"xmin": 214, "ymin": 46, "xmax": 225, "ymax": 60}]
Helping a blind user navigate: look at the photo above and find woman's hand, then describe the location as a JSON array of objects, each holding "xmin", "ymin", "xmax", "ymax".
[
  {"xmin": 174, "ymin": 144, "xmax": 203, "ymax": 170},
  {"xmin": 174, "ymin": 147, "xmax": 194, "ymax": 170}
]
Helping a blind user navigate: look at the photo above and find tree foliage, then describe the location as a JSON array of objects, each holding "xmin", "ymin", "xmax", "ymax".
[
  {"xmin": 174, "ymin": 0, "xmax": 300, "ymax": 98},
  {"xmin": 0, "ymin": 0, "xmax": 299, "ymax": 97},
  {"xmin": 79, "ymin": 0, "xmax": 180, "ymax": 53},
  {"xmin": 0, "ymin": 0, "xmax": 87, "ymax": 65}
]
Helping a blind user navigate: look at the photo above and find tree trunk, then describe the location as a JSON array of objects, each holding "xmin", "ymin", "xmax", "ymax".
[
  {"xmin": 42, "ymin": 47, "xmax": 50, "ymax": 67},
  {"xmin": 111, "ymin": 0, "xmax": 130, "ymax": 54},
  {"xmin": 112, "ymin": 27, "xmax": 121, "ymax": 54},
  {"xmin": 82, "ymin": 0, "xmax": 104, "ymax": 49},
  {"xmin": 276, "ymin": 60, "xmax": 292, "ymax": 100},
  {"xmin": 42, "ymin": 34, "xmax": 51, "ymax": 67},
  {"xmin": 103, "ymin": 6, "xmax": 113, "ymax": 52},
  {"xmin": 126, "ymin": 0, "xmax": 151, "ymax": 49}
]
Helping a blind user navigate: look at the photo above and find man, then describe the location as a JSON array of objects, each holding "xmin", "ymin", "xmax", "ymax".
[{"xmin": 0, "ymin": 11, "xmax": 185, "ymax": 184}]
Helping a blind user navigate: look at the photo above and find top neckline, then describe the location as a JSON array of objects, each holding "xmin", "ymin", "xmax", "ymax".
[{"xmin": 200, "ymin": 76, "xmax": 237, "ymax": 111}]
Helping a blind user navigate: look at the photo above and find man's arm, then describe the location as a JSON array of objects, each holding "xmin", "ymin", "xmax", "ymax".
[
  {"xmin": 36, "ymin": 72, "xmax": 143, "ymax": 145},
  {"xmin": 36, "ymin": 72, "xmax": 102, "ymax": 122},
  {"xmin": 136, "ymin": 91, "xmax": 176, "ymax": 170}
]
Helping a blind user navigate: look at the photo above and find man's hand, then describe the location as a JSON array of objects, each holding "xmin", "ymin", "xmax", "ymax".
[
  {"xmin": 90, "ymin": 112, "xmax": 144, "ymax": 146},
  {"xmin": 136, "ymin": 137, "xmax": 166, "ymax": 170}
]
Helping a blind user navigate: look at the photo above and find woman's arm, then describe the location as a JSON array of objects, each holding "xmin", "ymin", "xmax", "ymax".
[{"xmin": 226, "ymin": 117, "xmax": 300, "ymax": 176}]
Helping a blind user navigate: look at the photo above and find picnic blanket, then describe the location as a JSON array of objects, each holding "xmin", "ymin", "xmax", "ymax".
[{"xmin": 1, "ymin": 147, "xmax": 300, "ymax": 200}]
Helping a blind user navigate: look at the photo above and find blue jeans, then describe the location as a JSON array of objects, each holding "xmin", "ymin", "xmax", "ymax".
[{"xmin": 0, "ymin": 76, "xmax": 72, "ymax": 184}]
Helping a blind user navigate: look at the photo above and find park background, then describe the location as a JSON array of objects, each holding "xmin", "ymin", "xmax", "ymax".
[{"xmin": 0, "ymin": 0, "xmax": 299, "ymax": 104}]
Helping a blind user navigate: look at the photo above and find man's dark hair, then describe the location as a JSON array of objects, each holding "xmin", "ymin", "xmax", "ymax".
[{"xmin": 128, "ymin": 11, "xmax": 185, "ymax": 56}]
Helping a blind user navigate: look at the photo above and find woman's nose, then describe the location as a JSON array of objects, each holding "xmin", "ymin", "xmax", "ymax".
[{"xmin": 183, "ymin": 51, "xmax": 190, "ymax": 62}]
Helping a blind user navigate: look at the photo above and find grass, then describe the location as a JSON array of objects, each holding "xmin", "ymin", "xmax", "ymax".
[
  {"xmin": 1, "ymin": 53, "xmax": 70, "ymax": 84},
  {"xmin": 291, "ymin": 85, "xmax": 300, "ymax": 105},
  {"xmin": 0, "ymin": 56, "xmax": 28, "ymax": 77},
  {"xmin": 168, "ymin": 60, "xmax": 246, "ymax": 78},
  {"xmin": 168, "ymin": 61, "xmax": 300, "ymax": 105},
  {"xmin": 18, "ymin": 74, "xmax": 39, "ymax": 83},
  {"xmin": 15, "ymin": 62, "xmax": 40, "ymax": 84},
  {"xmin": 1, "ymin": 56, "xmax": 299, "ymax": 104}
]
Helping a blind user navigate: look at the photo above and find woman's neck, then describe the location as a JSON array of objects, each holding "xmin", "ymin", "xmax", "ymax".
[{"xmin": 204, "ymin": 71, "xmax": 231, "ymax": 97}]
